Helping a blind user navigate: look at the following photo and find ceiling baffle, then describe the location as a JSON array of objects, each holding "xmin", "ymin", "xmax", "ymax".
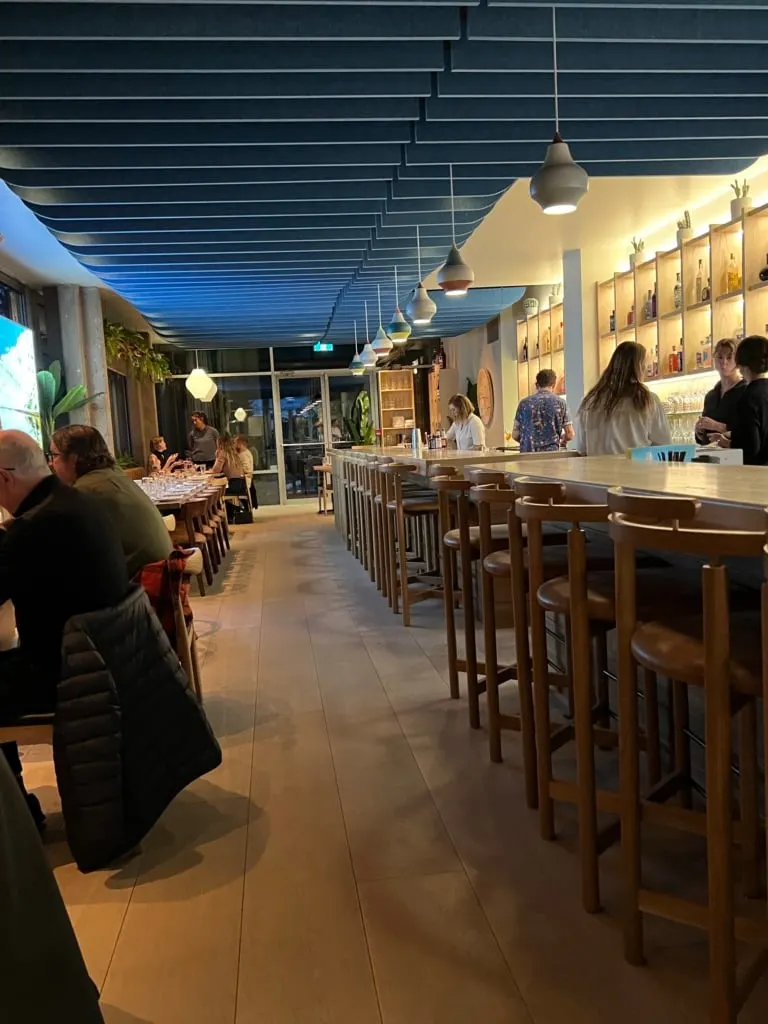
[{"xmin": 0, "ymin": 0, "xmax": 762, "ymax": 347}]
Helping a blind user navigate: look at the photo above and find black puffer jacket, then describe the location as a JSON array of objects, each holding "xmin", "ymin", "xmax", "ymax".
[{"xmin": 54, "ymin": 585, "xmax": 222, "ymax": 872}]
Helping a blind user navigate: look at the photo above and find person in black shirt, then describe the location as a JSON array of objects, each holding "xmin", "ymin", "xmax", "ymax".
[
  {"xmin": 0, "ymin": 430, "xmax": 129, "ymax": 823},
  {"xmin": 695, "ymin": 337, "xmax": 747, "ymax": 444},
  {"xmin": 146, "ymin": 434, "xmax": 179, "ymax": 475},
  {"xmin": 724, "ymin": 336, "xmax": 768, "ymax": 465}
]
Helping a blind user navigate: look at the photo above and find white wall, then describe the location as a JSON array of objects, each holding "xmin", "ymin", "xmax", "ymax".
[{"xmin": 444, "ymin": 323, "xmax": 508, "ymax": 447}]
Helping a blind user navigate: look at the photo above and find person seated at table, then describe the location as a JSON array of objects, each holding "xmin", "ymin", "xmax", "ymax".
[
  {"xmin": 188, "ymin": 412, "xmax": 220, "ymax": 468},
  {"xmin": 694, "ymin": 338, "xmax": 747, "ymax": 445},
  {"xmin": 212, "ymin": 433, "xmax": 245, "ymax": 480},
  {"xmin": 512, "ymin": 368, "xmax": 574, "ymax": 453},
  {"xmin": 234, "ymin": 435, "xmax": 258, "ymax": 509},
  {"xmin": 146, "ymin": 435, "xmax": 180, "ymax": 475},
  {"xmin": 573, "ymin": 341, "xmax": 671, "ymax": 455},
  {"xmin": 0, "ymin": 430, "xmax": 129, "ymax": 826},
  {"xmin": 718, "ymin": 334, "xmax": 768, "ymax": 465},
  {"xmin": 51, "ymin": 425, "xmax": 172, "ymax": 578},
  {"xmin": 446, "ymin": 393, "xmax": 486, "ymax": 450}
]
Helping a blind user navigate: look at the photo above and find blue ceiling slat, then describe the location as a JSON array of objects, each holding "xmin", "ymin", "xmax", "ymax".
[
  {"xmin": 416, "ymin": 118, "xmax": 768, "ymax": 144},
  {"xmin": 18, "ymin": 181, "xmax": 392, "ymax": 205},
  {"xmin": 437, "ymin": 70, "xmax": 768, "ymax": 99},
  {"xmin": 428, "ymin": 95, "xmax": 768, "ymax": 122},
  {"xmin": 3, "ymin": 165, "xmax": 400, "ymax": 188}
]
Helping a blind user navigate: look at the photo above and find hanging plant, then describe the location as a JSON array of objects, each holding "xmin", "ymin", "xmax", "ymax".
[{"xmin": 103, "ymin": 321, "xmax": 171, "ymax": 383}]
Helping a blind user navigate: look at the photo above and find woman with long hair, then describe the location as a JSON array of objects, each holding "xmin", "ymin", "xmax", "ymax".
[
  {"xmin": 446, "ymin": 393, "xmax": 486, "ymax": 450},
  {"xmin": 212, "ymin": 432, "xmax": 243, "ymax": 480},
  {"xmin": 573, "ymin": 341, "xmax": 671, "ymax": 455}
]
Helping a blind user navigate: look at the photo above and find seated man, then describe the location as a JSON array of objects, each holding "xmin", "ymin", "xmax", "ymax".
[
  {"xmin": 0, "ymin": 430, "xmax": 129, "ymax": 824},
  {"xmin": 51, "ymin": 425, "xmax": 172, "ymax": 578}
]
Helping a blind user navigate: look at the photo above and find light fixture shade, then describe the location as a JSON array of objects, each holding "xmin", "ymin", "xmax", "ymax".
[
  {"xmin": 437, "ymin": 244, "xmax": 474, "ymax": 297},
  {"xmin": 530, "ymin": 133, "xmax": 588, "ymax": 215},
  {"xmin": 387, "ymin": 306, "xmax": 412, "ymax": 344},
  {"xmin": 186, "ymin": 366, "xmax": 214, "ymax": 400},
  {"xmin": 234, "ymin": 407, "xmax": 247, "ymax": 422},
  {"xmin": 371, "ymin": 325, "xmax": 393, "ymax": 357},
  {"xmin": 406, "ymin": 283, "xmax": 437, "ymax": 325},
  {"xmin": 349, "ymin": 351, "xmax": 365, "ymax": 375},
  {"xmin": 201, "ymin": 379, "xmax": 218, "ymax": 402},
  {"xmin": 360, "ymin": 342, "xmax": 378, "ymax": 367}
]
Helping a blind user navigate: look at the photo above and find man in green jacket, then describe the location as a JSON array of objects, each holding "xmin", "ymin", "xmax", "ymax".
[{"xmin": 50, "ymin": 425, "xmax": 172, "ymax": 578}]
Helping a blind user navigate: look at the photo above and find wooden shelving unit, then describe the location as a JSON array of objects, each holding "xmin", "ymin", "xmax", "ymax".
[
  {"xmin": 428, "ymin": 364, "xmax": 459, "ymax": 434},
  {"xmin": 377, "ymin": 368, "xmax": 416, "ymax": 443},
  {"xmin": 516, "ymin": 302, "xmax": 565, "ymax": 400},
  {"xmin": 596, "ymin": 201, "xmax": 768, "ymax": 383}
]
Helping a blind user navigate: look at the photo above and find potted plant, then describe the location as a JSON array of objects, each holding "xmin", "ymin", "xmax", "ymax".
[
  {"xmin": 36, "ymin": 360, "xmax": 101, "ymax": 454},
  {"xmin": 548, "ymin": 283, "xmax": 562, "ymax": 308},
  {"xmin": 730, "ymin": 179, "xmax": 752, "ymax": 220},
  {"xmin": 676, "ymin": 210, "xmax": 693, "ymax": 246},
  {"xmin": 629, "ymin": 237, "xmax": 645, "ymax": 269},
  {"xmin": 343, "ymin": 391, "xmax": 375, "ymax": 445}
]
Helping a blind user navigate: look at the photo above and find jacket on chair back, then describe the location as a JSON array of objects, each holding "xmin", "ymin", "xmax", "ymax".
[{"xmin": 54, "ymin": 585, "xmax": 222, "ymax": 872}]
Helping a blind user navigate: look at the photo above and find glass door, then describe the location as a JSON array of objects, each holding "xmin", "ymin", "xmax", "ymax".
[
  {"xmin": 325, "ymin": 374, "xmax": 373, "ymax": 450},
  {"xmin": 277, "ymin": 376, "xmax": 325, "ymax": 500}
]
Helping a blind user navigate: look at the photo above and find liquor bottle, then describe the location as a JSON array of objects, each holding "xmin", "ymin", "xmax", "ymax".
[
  {"xmin": 702, "ymin": 334, "xmax": 712, "ymax": 369},
  {"xmin": 726, "ymin": 252, "xmax": 741, "ymax": 293},
  {"xmin": 535, "ymin": 340, "xmax": 540, "ymax": 358},
  {"xmin": 701, "ymin": 277, "xmax": 711, "ymax": 302},
  {"xmin": 628, "ymin": 303, "xmax": 635, "ymax": 326},
  {"xmin": 673, "ymin": 272, "xmax": 682, "ymax": 310},
  {"xmin": 759, "ymin": 255, "xmax": 768, "ymax": 283},
  {"xmin": 695, "ymin": 259, "xmax": 704, "ymax": 302},
  {"xmin": 609, "ymin": 309, "xmax": 616, "ymax": 332},
  {"xmin": 668, "ymin": 345, "xmax": 679, "ymax": 374},
  {"xmin": 651, "ymin": 284, "xmax": 657, "ymax": 319},
  {"xmin": 678, "ymin": 340, "xmax": 684, "ymax": 373},
  {"xmin": 556, "ymin": 321, "xmax": 563, "ymax": 349},
  {"xmin": 521, "ymin": 338, "xmax": 528, "ymax": 362},
  {"xmin": 542, "ymin": 327, "xmax": 551, "ymax": 354},
  {"xmin": 643, "ymin": 288, "xmax": 653, "ymax": 322}
]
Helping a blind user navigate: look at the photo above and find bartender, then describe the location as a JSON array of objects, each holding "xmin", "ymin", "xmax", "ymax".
[
  {"xmin": 694, "ymin": 338, "xmax": 747, "ymax": 444},
  {"xmin": 446, "ymin": 393, "xmax": 486, "ymax": 450}
]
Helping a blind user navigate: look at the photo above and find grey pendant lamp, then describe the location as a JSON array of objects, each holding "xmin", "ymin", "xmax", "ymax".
[
  {"xmin": 360, "ymin": 300, "xmax": 378, "ymax": 367},
  {"xmin": 387, "ymin": 266, "xmax": 412, "ymax": 344},
  {"xmin": 530, "ymin": 7, "xmax": 588, "ymax": 216},
  {"xmin": 437, "ymin": 164, "xmax": 474, "ymax": 297},
  {"xmin": 349, "ymin": 321, "xmax": 365, "ymax": 375},
  {"xmin": 372, "ymin": 283, "xmax": 394, "ymax": 357},
  {"xmin": 406, "ymin": 225, "xmax": 438, "ymax": 325}
]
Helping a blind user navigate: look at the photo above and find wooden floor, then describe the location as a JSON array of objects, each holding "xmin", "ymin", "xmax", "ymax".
[{"xmin": 24, "ymin": 507, "xmax": 768, "ymax": 1023}]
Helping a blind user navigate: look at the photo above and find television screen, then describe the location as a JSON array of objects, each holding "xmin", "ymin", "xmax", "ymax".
[{"xmin": 0, "ymin": 314, "xmax": 41, "ymax": 442}]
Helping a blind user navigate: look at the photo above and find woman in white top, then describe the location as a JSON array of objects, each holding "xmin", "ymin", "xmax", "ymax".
[
  {"xmin": 446, "ymin": 393, "xmax": 486, "ymax": 450},
  {"xmin": 573, "ymin": 341, "xmax": 671, "ymax": 455}
]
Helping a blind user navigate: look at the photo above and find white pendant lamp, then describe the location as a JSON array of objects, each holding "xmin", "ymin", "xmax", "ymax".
[
  {"xmin": 406, "ymin": 225, "xmax": 438, "ymax": 325},
  {"xmin": 234, "ymin": 407, "xmax": 247, "ymax": 422},
  {"xmin": 387, "ymin": 266, "xmax": 412, "ymax": 344},
  {"xmin": 530, "ymin": 7, "xmax": 588, "ymax": 216},
  {"xmin": 349, "ymin": 321, "xmax": 365, "ymax": 375},
  {"xmin": 437, "ymin": 164, "xmax": 474, "ymax": 297},
  {"xmin": 185, "ymin": 351, "xmax": 216, "ymax": 401},
  {"xmin": 372, "ymin": 284, "xmax": 394, "ymax": 357},
  {"xmin": 201, "ymin": 378, "xmax": 218, "ymax": 402},
  {"xmin": 360, "ymin": 301, "xmax": 378, "ymax": 368}
]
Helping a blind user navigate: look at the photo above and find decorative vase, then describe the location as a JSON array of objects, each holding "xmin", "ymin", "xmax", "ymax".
[
  {"xmin": 522, "ymin": 297, "xmax": 539, "ymax": 317},
  {"xmin": 676, "ymin": 227, "xmax": 693, "ymax": 246},
  {"xmin": 629, "ymin": 252, "xmax": 637, "ymax": 269},
  {"xmin": 731, "ymin": 196, "xmax": 753, "ymax": 220}
]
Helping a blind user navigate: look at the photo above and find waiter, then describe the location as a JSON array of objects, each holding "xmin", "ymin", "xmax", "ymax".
[{"xmin": 187, "ymin": 411, "xmax": 220, "ymax": 468}]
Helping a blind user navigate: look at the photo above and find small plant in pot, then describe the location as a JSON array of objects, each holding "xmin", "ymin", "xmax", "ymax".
[
  {"xmin": 730, "ymin": 179, "xmax": 752, "ymax": 220},
  {"xmin": 676, "ymin": 210, "xmax": 693, "ymax": 246},
  {"xmin": 36, "ymin": 360, "xmax": 101, "ymax": 455},
  {"xmin": 629, "ymin": 237, "xmax": 645, "ymax": 269}
]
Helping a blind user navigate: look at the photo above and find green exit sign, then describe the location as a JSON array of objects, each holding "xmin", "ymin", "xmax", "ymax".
[{"xmin": 313, "ymin": 342, "xmax": 334, "ymax": 352}]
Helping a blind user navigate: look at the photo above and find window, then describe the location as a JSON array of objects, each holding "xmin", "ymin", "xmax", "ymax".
[{"xmin": 108, "ymin": 370, "xmax": 132, "ymax": 458}]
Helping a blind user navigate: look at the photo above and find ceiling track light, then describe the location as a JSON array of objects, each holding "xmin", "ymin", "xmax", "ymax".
[
  {"xmin": 360, "ymin": 300, "xmax": 378, "ymax": 368},
  {"xmin": 437, "ymin": 164, "xmax": 474, "ymax": 298},
  {"xmin": 405, "ymin": 225, "xmax": 438, "ymax": 326},
  {"xmin": 530, "ymin": 7, "xmax": 589, "ymax": 216},
  {"xmin": 387, "ymin": 265, "xmax": 412, "ymax": 344},
  {"xmin": 349, "ymin": 320, "xmax": 365, "ymax": 375},
  {"xmin": 372, "ymin": 283, "xmax": 394, "ymax": 357}
]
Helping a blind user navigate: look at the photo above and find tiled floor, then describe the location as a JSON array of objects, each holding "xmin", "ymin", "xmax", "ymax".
[{"xmin": 23, "ymin": 508, "xmax": 768, "ymax": 1023}]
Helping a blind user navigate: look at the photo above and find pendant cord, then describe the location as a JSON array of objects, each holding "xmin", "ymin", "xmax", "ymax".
[
  {"xmin": 449, "ymin": 164, "xmax": 456, "ymax": 245},
  {"xmin": 353, "ymin": 320, "xmax": 359, "ymax": 355},
  {"xmin": 364, "ymin": 300, "xmax": 370, "ymax": 342},
  {"xmin": 416, "ymin": 225, "xmax": 423, "ymax": 281},
  {"xmin": 552, "ymin": 6, "xmax": 560, "ymax": 134},
  {"xmin": 394, "ymin": 265, "xmax": 399, "ymax": 306},
  {"xmin": 377, "ymin": 283, "xmax": 383, "ymax": 327}
]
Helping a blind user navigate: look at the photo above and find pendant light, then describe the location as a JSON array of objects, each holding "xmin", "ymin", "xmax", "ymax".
[
  {"xmin": 360, "ymin": 300, "xmax": 378, "ymax": 368},
  {"xmin": 387, "ymin": 265, "xmax": 412, "ymax": 344},
  {"xmin": 185, "ymin": 351, "xmax": 215, "ymax": 400},
  {"xmin": 406, "ymin": 225, "xmax": 438, "ymax": 325},
  {"xmin": 372, "ymin": 284, "xmax": 394, "ymax": 357},
  {"xmin": 201, "ymin": 377, "xmax": 218, "ymax": 402},
  {"xmin": 437, "ymin": 164, "xmax": 474, "ymax": 297},
  {"xmin": 349, "ymin": 320, "xmax": 365, "ymax": 375},
  {"xmin": 530, "ymin": 7, "xmax": 588, "ymax": 216}
]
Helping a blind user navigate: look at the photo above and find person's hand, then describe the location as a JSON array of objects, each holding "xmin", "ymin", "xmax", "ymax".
[
  {"xmin": 713, "ymin": 432, "xmax": 732, "ymax": 449},
  {"xmin": 696, "ymin": 416, "xmax": 726, "ymax": 434}
]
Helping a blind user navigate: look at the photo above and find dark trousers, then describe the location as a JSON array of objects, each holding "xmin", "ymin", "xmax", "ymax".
[{"xmin": 0, "ymin": 648, "xmax": 55, "ymax": 777}]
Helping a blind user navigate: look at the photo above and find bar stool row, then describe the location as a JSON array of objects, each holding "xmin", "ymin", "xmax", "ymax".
[{"xmin": 432, "ymin": 469, "xmax": 768, "ymax": 1023}]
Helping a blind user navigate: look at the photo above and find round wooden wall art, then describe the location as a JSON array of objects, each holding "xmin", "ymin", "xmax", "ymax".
[{"xmin": 477, "ymin": 368, "xmax": 494, "ymax": 427}]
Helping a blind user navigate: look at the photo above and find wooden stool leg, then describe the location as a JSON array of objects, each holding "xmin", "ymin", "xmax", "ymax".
[
  {"xmin": 443, "ymin": 540, "xmax": 460, "ymax": 700},
  {"xmin": 509, "ymin": 514, "xmax": 537, "ymax": 809},
  {"xmin": 458, "ymin": 501, "xmax": 479, "ymax": 724},
  {"xmin": 643, "ymin": 669, "xmax": 662, "ymax": 787},
  {"xmin": 531, "ymin": 594, "xmax": 555, "ymax": 840},
  {"xmin": 593, "ymin": 629, "xmax": 610, "ymax": 729},
  {"xmin": 396, "ymin": 504, "xmax": 411, "ymax": 627},
  {"xmin": 672, "ymin": 680, "xmax": 693, "ymax": 808},
  {"xmin": 483, "ymin": 560, "xmax": 501, "ymax": 757},
  {"xmin": 738, "ymin": 699, "xmax": 761, "ymax": 899}
]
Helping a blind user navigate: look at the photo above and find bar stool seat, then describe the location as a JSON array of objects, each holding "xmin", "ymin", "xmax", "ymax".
[
  {"xmin": 444, "ymin": 522, "xmax": 509, "ymax": 550},
  {"xmin": 631, "ymin": 611, "xmax": 761, "ymax": 694},
  {"xmin": 387, "ymin": 497, "xmax": 438, "ymax": 515},
  {"xmin": 537, "ymin": 566, "xmax": 694, "ymax": 623}
]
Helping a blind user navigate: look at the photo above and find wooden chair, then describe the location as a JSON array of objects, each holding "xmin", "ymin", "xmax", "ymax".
[
  {"xmin": 170, "ymin": 498, "xmax": 213, "ymax": 593},
  {"xmin": 608, "ymin": 489, "xmax": 768, "ymax": 1022},
  {"xmin": 173, "ymin": 547, "xmax": 204, "ymax": 702}
]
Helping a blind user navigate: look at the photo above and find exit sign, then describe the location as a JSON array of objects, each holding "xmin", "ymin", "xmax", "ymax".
[{"xmin": 313, "ymin": 342, "xmax": 334, "ymax": 352}]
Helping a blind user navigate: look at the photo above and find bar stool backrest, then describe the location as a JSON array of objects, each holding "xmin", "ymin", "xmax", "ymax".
[{"xmin": 464, "ymin": 467, "xmax": 507, "ymax": 486}]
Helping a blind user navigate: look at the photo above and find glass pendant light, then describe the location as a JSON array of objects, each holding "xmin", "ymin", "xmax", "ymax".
[
  {"xmin": 406, "ymin": 225, "xmax": 438, "ymax": 325},
  {"xmin": 387, "ymin": 266, "xmax": 412, "ymax": 344},
  {"xmin": 372, "ymin": 284, "xmax": 394, "ymax": 357},
  {"xmin": 437, "ymin": 164, "xmax": 474, "ymax": 297},
  {"xmin": 349, "ymin": 321, "xmax": 365, "ymax": 375},
  {"xmin": 530, "ymin": 7, "xmax": 588, "ymax": 216},
  {"xmin": 360, "ymin": 300, "xmax": 378, "ymax": 367},
  {"xmin": 185, "ymin": 351, "xmax": 215, "ymax": 400}
]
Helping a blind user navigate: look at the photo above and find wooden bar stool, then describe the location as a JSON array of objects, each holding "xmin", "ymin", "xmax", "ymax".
[
  {"xmin": 609, "ymin": 490, "xmax": 768, "ymax": 1022},
  {"xmin": 372, "ymin": 457, "xmax": 395, "ymax": 598}
]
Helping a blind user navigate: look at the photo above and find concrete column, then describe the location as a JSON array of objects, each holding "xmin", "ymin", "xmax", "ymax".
[
  {"xmin": 81, "ymin": 287, "xmax": 114, "ymax": 449},
  {"xmin": 57, "ymin": 285, "xmax": 87, "ymax": 402},
  {"xmin": 563, "ymin": 249, "xmax": 600, "ymax": 411}
]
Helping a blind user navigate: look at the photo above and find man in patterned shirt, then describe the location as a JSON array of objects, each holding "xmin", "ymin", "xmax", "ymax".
[{"xmin": 513, "ymin": 369, "xmax": 574, "ymax": 453}]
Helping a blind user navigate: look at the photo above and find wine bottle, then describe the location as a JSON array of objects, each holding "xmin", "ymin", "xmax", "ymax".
[
  {"xmin": 759, "ymin": 254, "xmax": 768, "ymax": 283},
  {"xmin": 695, "ymin": 259, "xmax": 704, "ymax": 303},
  {"xmin": 651, "ymin": 284, "xmax": 657, "ymax": 319},
  {"xmin": 521, "ymin": 338, "xmax": 528, "ymax": 362},
  {"xmin": 701, "ymin": 277, "xmax": 711, "ymax": 302},
  {"xmin": 609, "ymin": 309, "xmax": 615, "ymax": 332},
  {"xmin": 628, "ymin": 303, "xmax": 635, "ymax": 326},
  {"xmin": 643, "ymin": 288, "xmax": 653, "ymax": 322},
  {"xmin": 673, "ymin": 272, "xmax": 682, "ymax": 310},
  {"xmin": 678, "ymin": 340, "xmax": 683, "ymax": 373}
]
